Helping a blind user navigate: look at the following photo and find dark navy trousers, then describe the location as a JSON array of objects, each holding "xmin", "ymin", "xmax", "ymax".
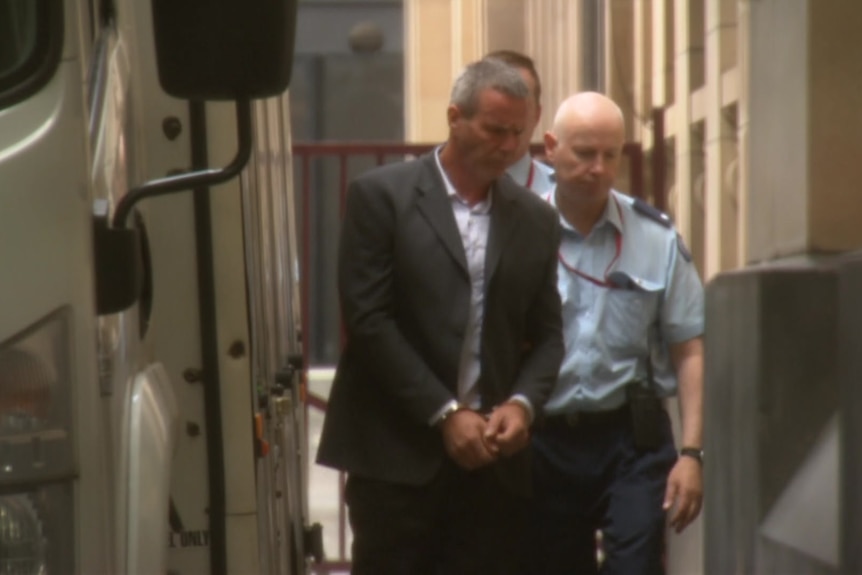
[{"xmin": 522, "ymin": 408, "xmax": 677, "ymax": 575}]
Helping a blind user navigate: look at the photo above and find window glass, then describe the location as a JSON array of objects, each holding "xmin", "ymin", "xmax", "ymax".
[
  {"xmin": 0, "ymin": 0, "xmax": 38, "ymax": 83},
  {"xmin": 0, "ymin": 0, "xmax": 62, "ymax": 109}
]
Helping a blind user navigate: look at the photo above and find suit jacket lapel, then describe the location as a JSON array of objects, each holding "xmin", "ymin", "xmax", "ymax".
[
  {"xmin": 485, "ymin": 179, "xmax": 520, "ymax": 288},
  {"xmin": 415, "ymin": 154, "xmax": 469, "ymax": 276}
]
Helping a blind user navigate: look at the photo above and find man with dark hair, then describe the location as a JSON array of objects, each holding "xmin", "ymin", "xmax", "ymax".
[
  {"xmin": 317, "ymin": 58, "xmax": 564, "ymax": 574},
  {"xmin": 485, "ymin": 49, "xmax": 555, "ymax": 194}
]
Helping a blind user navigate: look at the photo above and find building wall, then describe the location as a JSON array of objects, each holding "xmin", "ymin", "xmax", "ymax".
[
  {"xmin": 601, "ymin": 0, "xmax": 862, "ymax": 275},
  {"xmin": 404, "ymin": 0, "xmax": 587, "ymax": 143},
  {"xmin": 404, "ymin": 0, "xmax": 862, "ymax": 266},
  {"xmin": 404, "ymin": 0, "xmax": 744, "ymax": 278}
]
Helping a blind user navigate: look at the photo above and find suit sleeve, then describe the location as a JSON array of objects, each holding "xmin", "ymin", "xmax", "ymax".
[
  {"xmin": 510, "ymin": 212, "xmax": 564, "ymax": 416},
  {"xmin": 337, "ymin": 177, "xmax": 454, "ymax": 425}
]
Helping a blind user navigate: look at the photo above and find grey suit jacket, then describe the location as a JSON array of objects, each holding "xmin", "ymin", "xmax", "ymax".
[{"xmin": 316, "ymin": 152, "xmax": 563, "ymax": 495}]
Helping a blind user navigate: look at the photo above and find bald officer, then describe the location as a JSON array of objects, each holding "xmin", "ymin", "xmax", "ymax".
[{"xmin": 523, "ymin": 92, "xmax": 705, "ymax": 575}]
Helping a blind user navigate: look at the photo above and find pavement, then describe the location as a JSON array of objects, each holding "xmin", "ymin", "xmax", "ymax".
[{"xmin": 307, "ymin": 367, "xmax": 352, "ymax": 573}]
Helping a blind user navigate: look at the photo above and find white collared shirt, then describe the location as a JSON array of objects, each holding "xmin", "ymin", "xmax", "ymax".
[{"xmin": 434, "ymin": 148, "xmax": 492, "ymax": 409}]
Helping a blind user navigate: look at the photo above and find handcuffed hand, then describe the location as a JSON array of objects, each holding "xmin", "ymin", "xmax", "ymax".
[
  {"xmin": 483, "ymin": 401, "xmax": 531, "ymax": 457},
  {"xmin": 440, "ymin": 409, "xmax": 498, "ymax": 470}
]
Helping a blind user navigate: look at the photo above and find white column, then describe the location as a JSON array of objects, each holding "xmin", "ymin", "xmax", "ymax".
[
  {"xmin": 633, "ymin": 0, "xmax": 653, "ymax": 145},
  {"xmin": 672, "ymin": 0, "xmax": 693, "ymax": 242},
  {"xmin": 704, "ymin": 0, "xmax": 738, "ymax": 279},
  {"xmin": 404, "ymin": 0, "xmax": 456, "ymax": 142},
  {"xmin": 736, "ymin": 0, "xmax": 750, "ymax": 265}
]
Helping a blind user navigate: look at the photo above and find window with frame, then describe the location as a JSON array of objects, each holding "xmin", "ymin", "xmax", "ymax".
[{"xmin": 0, "ymin": 0, "xmax": 63, "ymax": 109}]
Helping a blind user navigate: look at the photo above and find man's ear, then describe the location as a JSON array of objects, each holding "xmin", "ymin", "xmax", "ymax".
[
  {"xmin": 447, "ymin": 104, "xmax": 461, "ymax": 129},
  {"xmin": 543, "ymin": 131, "xmax": 557, "ymax": 158}
]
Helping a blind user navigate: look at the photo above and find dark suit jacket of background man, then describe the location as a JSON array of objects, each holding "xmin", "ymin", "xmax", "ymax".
[{"xmin": 317, "ymin": 152, "xmax": 564, "ymax": 496}]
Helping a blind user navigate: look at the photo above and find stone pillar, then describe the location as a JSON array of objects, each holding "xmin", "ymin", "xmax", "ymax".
[
  {"xmin": 405, "ymin": 0, "xmax": 591, "ymax": 142},
  {"xmin": 736, "ymin": 0, "xmax": 751, "ymax": 266},
  {"xmin": 633, "ymin": 0, "xmax": 653, "ymax": 145},
  {"xmin": 486, "ymin": 0, "xmax": 526, "ymax": 53},
  {"xmin": 704, "ymin": 0, "xmax": 739, "ymax": 279},
  {"xmin": 404, "ymin": 0, "xmax": 487, "ymax": 142},
  {"xmin": 605, "ymin": 0, "xmax": 635, "ymax": 142},
  {"xmin": 651, "ymin": 0, "xmax": 676, "ymax": 218},
  {"xmin": 746, "ymin": 0, "xmax": 862, "ymax": 262},
  {"xmin": 525, "ymin": 0, "xmax": 585, "ymax": 136},
  {"xmin": 651, "ymin": 0, "xmax": 672, "ymax": 108},
  {"xmin": 671, "ymin": 0, "xmax": 704, "ymax": 262}
]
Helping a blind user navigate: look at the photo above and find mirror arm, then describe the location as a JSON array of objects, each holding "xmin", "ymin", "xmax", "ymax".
[{"xmin": 113, "ymin": 98, "xmax": 253, "ymax": 229}]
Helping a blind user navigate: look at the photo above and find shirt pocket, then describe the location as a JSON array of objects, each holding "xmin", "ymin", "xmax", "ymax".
[{"xmin": 602, "ymin": 280, "xmax": 662, "ymax": 352}]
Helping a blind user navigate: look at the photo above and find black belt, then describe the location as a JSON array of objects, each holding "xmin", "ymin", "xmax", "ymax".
[{"xmin": 543, "ymin": 403, "xmax": 629, "ymax": 428}]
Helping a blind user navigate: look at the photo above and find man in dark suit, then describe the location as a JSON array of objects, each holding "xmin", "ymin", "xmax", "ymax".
[{"xmin": 316, "ymin": 58, "xmax": 564, "ymax": 574}]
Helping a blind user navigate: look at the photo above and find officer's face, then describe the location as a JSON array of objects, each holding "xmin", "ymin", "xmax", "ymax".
[
  {"xmin": 449, "ymin": 88, "xmax": 528, "ymax": 181},
  {"xmin": 544, "ymin": 114, "xmax": 624, "ymax": 201}
]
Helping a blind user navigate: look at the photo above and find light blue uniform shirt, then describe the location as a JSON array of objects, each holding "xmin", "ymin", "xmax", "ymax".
[
  {"xmin": 543, "ymin": 189, "xmax": 704, "ymax": 415},
  {"xmin": 506, "ymin": 153, "xmax": 555, "ymax": 196}
]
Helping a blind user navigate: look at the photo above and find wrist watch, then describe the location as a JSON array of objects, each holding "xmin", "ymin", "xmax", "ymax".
[{"xmin": 679, "ymin": 446, "xmax": 704, "ymax": 465}]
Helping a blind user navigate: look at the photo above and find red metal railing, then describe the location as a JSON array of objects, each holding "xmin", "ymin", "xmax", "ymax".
[{"xmin": 293, "ymin": 123, "xmax": 665, "ymax": 573}]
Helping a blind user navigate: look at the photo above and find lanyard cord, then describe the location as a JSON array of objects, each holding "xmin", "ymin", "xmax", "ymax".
[{"xmin": 556, "ymin": 195, "xmax": 625, "ymax": 289}]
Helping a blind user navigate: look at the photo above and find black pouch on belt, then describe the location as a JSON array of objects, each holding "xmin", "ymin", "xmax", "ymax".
[
  {"xmin": 626, "ymin": 381, "xmax": 663, "ymax": 450},
  {"xmin": 627, "ymin": 329, "xmax": 665, "ymax": 450}
]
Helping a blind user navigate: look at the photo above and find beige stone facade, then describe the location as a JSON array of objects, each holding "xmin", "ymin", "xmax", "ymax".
[
  {"xmin": 405, "ymin": 0, "xmax": 862, "ymax": 280},
  {"xmin": 405, "ymin": 0, "xmax": 585, "ymax": 145}
]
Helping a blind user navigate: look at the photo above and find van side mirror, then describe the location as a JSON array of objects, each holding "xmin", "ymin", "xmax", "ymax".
[
  {"xmin": 97, "ymin": 1, "xmax": 297, "ymax": 315},
  {"xmin": 150, "ymin": 0, "xmax": 298, "ymax": 100}
]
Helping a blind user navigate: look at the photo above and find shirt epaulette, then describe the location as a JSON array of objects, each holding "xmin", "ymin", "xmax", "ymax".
[{"xmin": 632, "ymin": 198, "xmax": 672, "ymax": 228}]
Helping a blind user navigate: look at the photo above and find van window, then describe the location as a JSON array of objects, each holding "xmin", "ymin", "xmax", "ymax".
[
  {"xmin": 0, "ymin": 0, "xmax": 62, "ymax": 109},
  {"xmin": 0, "ymin": 1, "xmax": 38, "ymax": 82}
]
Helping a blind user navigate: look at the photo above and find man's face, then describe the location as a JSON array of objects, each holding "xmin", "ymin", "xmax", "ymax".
[
  {"xmin": 544, "ymin": 116, "xmax": 624, "ymax": 201},
  {"xmin": 449, "ymin": 88, "xmax": 528, "ymax": 181}
]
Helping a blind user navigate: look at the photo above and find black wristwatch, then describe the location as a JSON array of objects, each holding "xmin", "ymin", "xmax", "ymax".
[{"xmin": 679, "ymin": 447, "xmax": 704, "ymax": 465}]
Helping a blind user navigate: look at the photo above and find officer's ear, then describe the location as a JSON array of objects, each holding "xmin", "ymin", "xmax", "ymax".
[{"xmin": 543, "ymin": 131, "xmax": 558, "ymax": 159}]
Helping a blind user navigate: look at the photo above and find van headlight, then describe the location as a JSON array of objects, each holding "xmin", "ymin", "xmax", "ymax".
[
  {"xmin": 0, "ymin": 348, "xmax": 52, "ymax": 432},
  {"xmin": 0, "ymin": 309, "xmax": 75, "ymax": 573},
  {"xmin": 0, "ymin": 309, "xmax": 73, "ymax": 481},
  {"xmin": 0, "ymin": 494, "xmax": 46, "ymax": 574}
]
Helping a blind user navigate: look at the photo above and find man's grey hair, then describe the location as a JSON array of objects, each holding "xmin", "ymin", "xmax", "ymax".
[{"xmin": 450, "ymin": 58, "xmax": 529, "ymax": 117}]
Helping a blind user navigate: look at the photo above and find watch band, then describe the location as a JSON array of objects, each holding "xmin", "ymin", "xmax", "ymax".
[{"xmin": 679, "ymin": 446, "xmax": 704, "ymax": 465}]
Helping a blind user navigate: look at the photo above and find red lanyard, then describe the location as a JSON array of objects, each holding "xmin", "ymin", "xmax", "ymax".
[
  {"xmin": 525, "ymin": 160, "xmax": 535, "ymax": 190},
  {"xmin": 556, "ymin": 196, "xmax": 624, "ymax": 289}
]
